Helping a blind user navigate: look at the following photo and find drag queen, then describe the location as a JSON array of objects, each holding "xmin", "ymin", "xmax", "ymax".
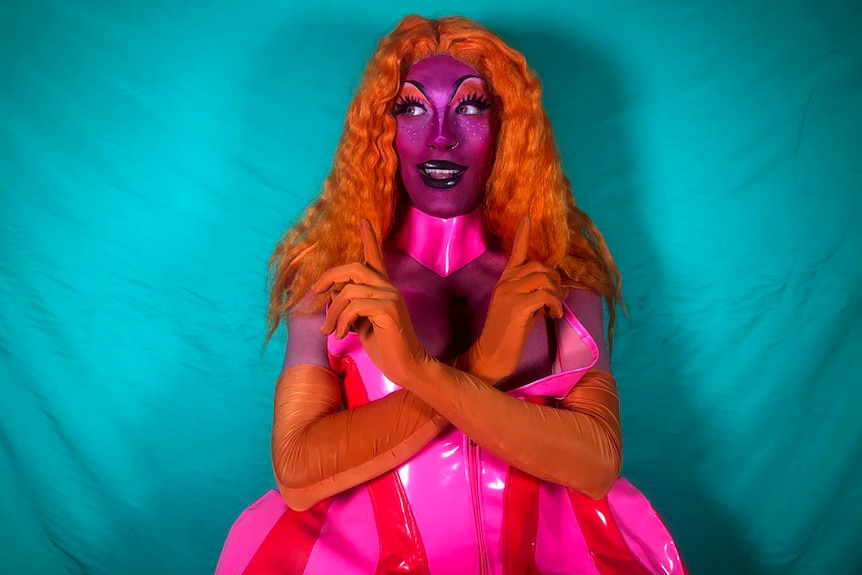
[{"xmin": 216, "ymin": 14, "xmax": 688, "ymax": 575}]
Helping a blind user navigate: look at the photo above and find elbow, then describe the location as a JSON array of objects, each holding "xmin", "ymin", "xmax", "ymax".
[
  {"xmin": 576, "ymin": 452, "xmax": 621, "ymax": 500},
  {"xmin": 273, "ymin": 468, "xmax": 302, "ymax": 490},
  {"xmin": 271, "ymin": 437, "xmax": 312, "ymax": 501},
  {"xmin": 272, "ymin": 454, "xmax": 317, "ymax": 511},
  {"xmin": 275, "ymin": 475, "xmax": 321, "ymax": 512},
  {"xmin": 580, "ymin": 476, "xmax": 616, "ymax": 500},
  {"xmin": 578, "ymin": 418, "xmax": 623, "ymax": 499},
  {"xmin": 279, "ymin": 489, "xmax": 319, "ymax": 513}
]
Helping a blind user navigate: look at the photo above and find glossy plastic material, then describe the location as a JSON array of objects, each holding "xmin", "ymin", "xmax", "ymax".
[
  {"xmin": 394, "ymin": 206, "xmax": 488, "ymax": 277},
  {"xmin": 215, "ymin": 207, "xmax": 687, "ymax": 575}
]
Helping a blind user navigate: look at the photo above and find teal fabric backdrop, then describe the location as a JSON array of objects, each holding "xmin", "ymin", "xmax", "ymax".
[{"xmin": 2, "ymin": 1, "xmax": 860, "ymax": 573}]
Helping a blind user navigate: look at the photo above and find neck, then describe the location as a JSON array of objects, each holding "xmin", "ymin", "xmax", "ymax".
[{"xmin": 394, "ymin": 205, "xmax": 489, "ymax": 277}]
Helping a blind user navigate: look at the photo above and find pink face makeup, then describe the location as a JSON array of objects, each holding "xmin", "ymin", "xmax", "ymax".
[{"xmin": 394, "ymin": 55, "xmax": 497, "ymax": 218}]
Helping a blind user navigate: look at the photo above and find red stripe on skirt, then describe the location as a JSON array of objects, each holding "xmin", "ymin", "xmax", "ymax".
[
  {"xmin": 331, "ymin": 353, "xmax": 431, "ymax": 575},
  {"xmin": 242, "ymin": 499, "xmax": 333, "ymax": 575},
  {"xmin": 503, "ymin": 466, "xmax": 543, "ymax": 575},
  {"xmin": 567, "ymin": 489, "xmax": 653, "ymax": 575},
  {"xmin": 502, "ymin": 395, "xmax": 548, "ymax": 575}
]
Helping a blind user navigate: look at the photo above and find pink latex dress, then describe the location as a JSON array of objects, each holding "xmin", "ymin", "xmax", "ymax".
[{"xmin": 215, "ymin": 207, "xmax": 687, "ymax": 575}]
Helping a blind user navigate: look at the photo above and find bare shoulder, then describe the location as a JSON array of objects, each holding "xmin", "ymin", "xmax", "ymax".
[
  {"xmin": 282, "ymin": 298, "xmax": 329, "ymax": 371},
  {"xmin": 564, "ymin": 288, "xmax": 611, "ymax": 373}
]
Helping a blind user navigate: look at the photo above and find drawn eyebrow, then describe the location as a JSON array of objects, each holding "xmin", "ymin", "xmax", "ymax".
[
  {"xmin": 403, "ymin": 75, "xmax": 485, "ymax": 103},
  {"xmin": 404, "ymin": 80, "xmax": 429, "ymax": 99},
  {"xmin": 453, "ymin": 74, "xmax": 482, "ymax": 90}
]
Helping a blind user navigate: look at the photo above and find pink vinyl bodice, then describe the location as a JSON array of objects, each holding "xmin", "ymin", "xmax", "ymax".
[
  {"xmin": 319, "ymin": 296, "xmax": 602, "ymax": 575},
  {"xmin": 214, "ymin": 206, "xmax": 687, "ymax": 575}
]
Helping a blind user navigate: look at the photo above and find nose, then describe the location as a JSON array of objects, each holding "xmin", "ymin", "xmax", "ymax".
[{"xmin": 428, "ymin": 107, "xmax": 458, "ymax": 150}]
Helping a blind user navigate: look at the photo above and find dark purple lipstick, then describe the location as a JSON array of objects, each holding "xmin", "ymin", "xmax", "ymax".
[{"xmin": 416, "ymin": 160, "xmax": 468, "ymax": 189}]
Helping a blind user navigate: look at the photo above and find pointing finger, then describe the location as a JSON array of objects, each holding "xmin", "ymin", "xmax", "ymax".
[
  {"xmin": 507, "ymin": 215, "xmax": 531, "ymax": 270},
  {"xmin": 361, "ymin": 219, "xmax": 389, "ymax": 281}
]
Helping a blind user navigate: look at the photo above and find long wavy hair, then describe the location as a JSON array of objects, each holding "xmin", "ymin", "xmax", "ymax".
[{"xmin": 267, "ymin": 15, "xmax": 624, "ymax": 347}]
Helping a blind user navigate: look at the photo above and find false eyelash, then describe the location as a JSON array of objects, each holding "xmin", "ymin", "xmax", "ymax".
[
  {"xmin": 456, "ymin": 92, "xmax": 493, "ymax": 109},
  {"xmin": 393, "ymin": 95, "xmax": 425, "ymax": 115}
]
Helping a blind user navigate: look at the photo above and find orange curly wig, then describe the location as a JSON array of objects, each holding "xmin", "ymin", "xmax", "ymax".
[{"xmin": 267, "ymin": 14, "xmax": 623, "ymax": 346}]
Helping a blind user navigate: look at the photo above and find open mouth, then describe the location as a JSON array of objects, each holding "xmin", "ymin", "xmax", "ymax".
[{"xmin": 416, "ymin": 160, "xmax": 468, "ymax": 189}]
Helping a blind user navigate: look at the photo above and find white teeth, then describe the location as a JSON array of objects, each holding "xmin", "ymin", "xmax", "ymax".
[{"xmin": 422, "ymin": 168, "xmax": 462, "ymax": 179}]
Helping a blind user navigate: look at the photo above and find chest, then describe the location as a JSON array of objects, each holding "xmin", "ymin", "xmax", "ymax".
[
  {"xmin": 383, "ymin": 248, "xmax": 554, "ymax": 387},
  {"xmin": 384, "ymin": 249, "xmax": 489, "ymax": 358}
]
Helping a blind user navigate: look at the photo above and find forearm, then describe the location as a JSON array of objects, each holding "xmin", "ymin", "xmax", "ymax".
[
  {"xmin": 450, "ymin": 341, "xmax": 505, "ymax": 384},
  {"xmin": 272, "ymin": 364, "xmax": 448, "ymax": 511},
  {"xmin": 406, "ymin": 361, "xmax": 622, "ymax": 498}
]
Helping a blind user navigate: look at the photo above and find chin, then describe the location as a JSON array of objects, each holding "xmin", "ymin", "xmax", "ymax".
[
  {"xmin": 412, "ymin": 199, "xmax": 476, "ymax": 219},
  {"xmin": 406, "ymin": 186, "xmax": 482, "ymax": 220}
]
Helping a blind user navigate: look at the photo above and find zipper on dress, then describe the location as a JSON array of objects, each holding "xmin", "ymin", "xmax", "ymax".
[{"xmin": 468, "ymin": 438, "xmax": 489, "ymax": 575}]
